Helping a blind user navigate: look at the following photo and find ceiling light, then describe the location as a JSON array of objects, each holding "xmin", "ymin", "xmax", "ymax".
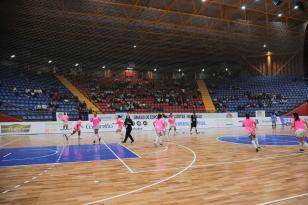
[
  {"xmin": 133, "ymin": 45, "xmax": 136, "ymax": 48},
  {"xmin": 241, "ymin": 5, "xmax": 246, "ymax": 10},
  {"xmin": 154, "ymin": 68, "xmax": 157, "ymax": 72},
  {"xmin": 178, "ymin": 68, "xmax": 182, "ymax": 72},
  {"xmin": 102, "ymin": 65, "xmax": 106, "ymax": 69},
  {"xmin": 263, "ymin": 44, "xmax": 267, "ymax": 48},
  {"xmin": 277, "ymin": 13, "xmax": 282, "ymax": 17},
  {"xmin": 202, "ymin": 68, "xmax": 205, "ymax": 72},
  {"xmin": 75, "ymin": 63, "xmax": 79, "ymax": 67},
  {"xmin": 48, "ymin": 60, "xmax": 52, "ymax": 64},
  {"xmin": 10, "ymin": 54, "xmax": 15, "ymax": 58}
]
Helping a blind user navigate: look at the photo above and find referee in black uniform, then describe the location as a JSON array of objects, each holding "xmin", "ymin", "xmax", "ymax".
[
  {"xmin": 190, "ymin": 111, "xmax": 198, "ymax": 134},
  {"xmin": 122, "ymin": 114, "xmax": 135, "ymax": 143}
]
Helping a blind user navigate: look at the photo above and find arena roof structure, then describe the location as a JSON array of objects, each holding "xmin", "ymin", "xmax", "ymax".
[{"xmin": 1, "ymin": 0, "xmax": 308, "ymax": 71}]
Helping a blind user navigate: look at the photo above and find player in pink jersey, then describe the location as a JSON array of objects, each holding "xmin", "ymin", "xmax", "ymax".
[
  {"xmin": 116, "ymin": 115, "xmax": 124, "ymax": 140},
  {"xmin": 90, "ymin": 112, "xmax": 101, "ymax": 144},
  {"xmin": 168, "ymin": 113, "xmax": 176, "ymax": 136},
  {"xmin": 242, "ymin": 113, "xmax": 260, "ymax": 152},
  {"xmin": 291, "ymin": 112, "xmax": 308, "ymax": 152},
  {"xmin": 63, "ymin": 117, "xmax": 82, "ymax": 141},
  {"xmin": 153, "ymin": 114, "xmax": 165, "ymax": 146},
  {"xmin": 61, "ymin": 112, "xmax": 69, "ymax": 130},
  {"xmin": 161, "ymin": 113, "xmax": 167, "ymax": 136}
]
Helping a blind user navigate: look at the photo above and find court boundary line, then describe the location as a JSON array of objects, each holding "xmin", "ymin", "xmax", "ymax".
[
  {"xmin": 82, "ymin": 142, "xmax": 196, "ymax": 205},
  {"xmin": 118, "ymin": 143, "xmax": 142, "ymax": 158},
  {"xmin": 257, "ymin": 192, "xmax": 308, "ymax": 205},
  {"xmin": 101, "ymin": 139, "xmax": 135, "ymax": 173}
]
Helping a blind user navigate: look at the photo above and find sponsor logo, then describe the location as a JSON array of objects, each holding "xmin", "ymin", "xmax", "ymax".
[
  {"xmin": 136, "ymin": 121, "xmax": 142, "ymax": 126},
  {"xmin": 85, "ymin": 123, "xmax": 114, "ymax": 129},
  {"xmin": 174, "ymin": 114, "xmax": 186, "ymax": 118},
  {"xmin": 1, "ymin": 124, "xmax": 31, "ymax": 133},
  {"xmin": 143, "ymin": 121, "xmax": 148, "ymax": 126},
  {"xmin": 133, "ymin": 115, "xmax": 157, "ymax": 120},
  {"xmin": 176, "ymin": 122, "xmax": 190, "ymax": 126},
  {"xmin": 133, "ymin": 127, "xmax": 143, "ymax": 130}
]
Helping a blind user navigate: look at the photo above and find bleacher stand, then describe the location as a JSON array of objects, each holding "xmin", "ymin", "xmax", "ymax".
[
  {"xmin": 0, "ymin": 66, "xmax": 80, "ymax": 121},
  {"xmin": 208, "ymin": 75, "xmax": 308, "ymax": 117},
  {"xmin": 71, "ymin": 76, "xmax": 205, "ymax": 113}
]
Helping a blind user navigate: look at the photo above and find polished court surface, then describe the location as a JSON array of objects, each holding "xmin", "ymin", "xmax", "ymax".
[
  {"xmin": 0, "ymin": 126, "xmax": 307, "ymax": 205},
  {"xmin": 0, "ymin": 144, "xmax": 139, "ymax": 167}
]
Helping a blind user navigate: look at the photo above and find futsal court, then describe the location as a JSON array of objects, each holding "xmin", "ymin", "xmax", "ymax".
[{"xmin": 1, "ymin": 125, "xmax": 307, "ymax": 205}]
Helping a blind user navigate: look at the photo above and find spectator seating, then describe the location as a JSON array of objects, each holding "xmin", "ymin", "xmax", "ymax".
[
  {"xmin": 208, "ymin": 75, "xmax": 308, "ymax": 117},
  {"xmin": 0, "ymin": 66, "xmax": 80, "ymax": 121},
  {"xmin": 71, "ymin": 76, "xmax": 205, "ymax": 113}
]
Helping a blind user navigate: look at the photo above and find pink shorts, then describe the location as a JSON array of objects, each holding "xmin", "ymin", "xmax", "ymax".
[{"xmin": 155, "ymin": 128, "xmax": 163, "ymax": 134}]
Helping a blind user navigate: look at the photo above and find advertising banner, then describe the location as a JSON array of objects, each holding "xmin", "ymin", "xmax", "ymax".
[{"xmin": 1, "ymin": 113, "xmax": 303, "ymax": 135}]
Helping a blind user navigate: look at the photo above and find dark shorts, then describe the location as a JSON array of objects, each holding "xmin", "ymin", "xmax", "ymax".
[{"xmin": 191, "ymin": 122, "xmax": 197, "ymax": 128}]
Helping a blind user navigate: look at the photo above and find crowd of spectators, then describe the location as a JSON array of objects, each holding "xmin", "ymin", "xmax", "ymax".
[
  {"xmin": 85, "ymin": 78, "xmax": 203, "ymax": 112},
  {"xmin": 10, "ymin": 85, "xmax": 79, "ymax": 114},
  {"xmin": 211, "ymin": 84, "xmax": 288, "ymax": 113}
]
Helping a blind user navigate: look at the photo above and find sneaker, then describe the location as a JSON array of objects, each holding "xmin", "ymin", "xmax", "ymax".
[
  {"xmin": 256, "ymin": 148, "xmax": 259, "ymax": 152},
  {"xmin": 299, "ymin": 148, "xmax": 304, "ymax": 152},
  {"xmin": 63, "ymin": 134, "xmax": 68, "ymax": 141},
  {"xmin": 131, "ymin": 140, "xmax": 134, "ymax": 143},
  {"xmin": 93, "ymin": 140, "xmax": 96, "ymax": 144},
  {"xmin": 121, "ymin": 141, "xmax": 126, "ymax": 143},
  {"xmin": 99, "ymin": 138, "xmax": 101, "ymax": 143}
]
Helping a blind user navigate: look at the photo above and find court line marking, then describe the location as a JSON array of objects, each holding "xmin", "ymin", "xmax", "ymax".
[
  {"xmin": 118, "ymin": 143, "xmax": 142, "ymax": 158},
  {"xmin": 0, "ymin": 138, "xmax": 20, "ymax": 149},
  {"xmin": 257, "ymin": 192, "xmax": 308, "ymax": 205},
  {"xmin": 101, "ymin": 139, "xmax": 135, "ymax": 173},
  {"xmin": 142, "ymin": 143, "xmax": 169, "ymax": 156},
  {"xmin": 133, "ymin": 151, "xmax": 303, "ymax": 174},
  {"xmin": 2, "ymin": 153, "xmax": 11, "ymax": 158},
  {"xmin": 82, "ymin": 143, "xmax": 196, "ymax": 205},
  {"xmin": 1, "ymin": 141, "xmax": 66, "ymax": 194},
  {"xmin": 216, "ymin": 135, "xmax": 302, "ymax": 147},
  {"xmin": 2, "ymin": 150, "xmax": 58, "ymax": 161}
]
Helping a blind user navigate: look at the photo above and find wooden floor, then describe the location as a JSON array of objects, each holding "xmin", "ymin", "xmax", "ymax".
[{"xmin": 0, "ymin": 126, "xmax": 308, "ymax": 205}]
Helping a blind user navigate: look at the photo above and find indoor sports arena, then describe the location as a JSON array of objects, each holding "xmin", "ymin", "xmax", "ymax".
[{"xmin": 1, "ymin": 0, "xmax": 308, "ymax": 204}]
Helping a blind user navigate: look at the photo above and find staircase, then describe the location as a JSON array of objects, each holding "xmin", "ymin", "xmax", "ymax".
[
  {"xmin": 56, "ymin": 75, "xmax": 100, "ymax": 113},
  {"xmin": 196, "ymin": 80, "xmax": 216, "ymax": 112}
]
